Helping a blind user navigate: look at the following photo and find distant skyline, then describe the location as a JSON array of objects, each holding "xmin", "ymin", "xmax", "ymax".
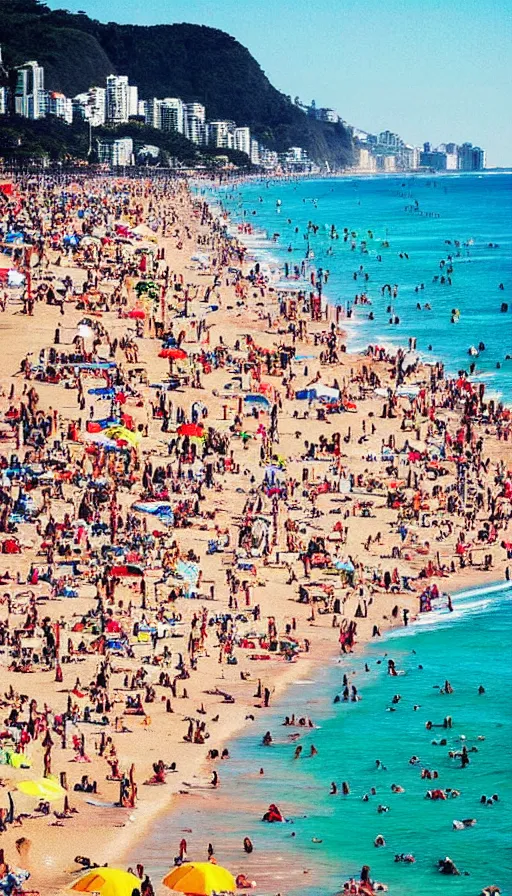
[{"xmin": 45, "ymin": 0, "xmax": 512, "ymax": 167}]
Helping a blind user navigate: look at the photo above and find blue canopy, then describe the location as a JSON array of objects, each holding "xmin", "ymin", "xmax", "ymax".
[
  {"xmin": 88, "ymin": 387, "xmax": 115, "ymax": 397},
  {"xmin": 244, "ymin": 394, "xmax": 271, "ymax": 406}
]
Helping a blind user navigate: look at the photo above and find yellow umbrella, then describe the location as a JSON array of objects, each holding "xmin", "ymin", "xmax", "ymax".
[
  {"xmin": 104, "ymin": 425, "xmax": 141, "ymax": 447},
  {"xmin": 71, "ymin": 867, "xmax": 141, "ymax": 896},
  {"xmin": 162, "ymin": 861, "xmax": 235, "ymax": 895},
  {"xmin": 17, "ymin": 776, "xmax": 65, "ymax": 801}
]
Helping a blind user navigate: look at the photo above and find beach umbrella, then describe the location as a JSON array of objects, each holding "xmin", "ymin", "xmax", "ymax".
[
  {"xmin": 71, "ymin": 867, "xmax": 141, "ymax": 896},
  {"xmin": 109, "ymin": 564, "xmax": 144, "ymax": 577},
  {"xmin": 244, "ymin": 394, "xmax": 271, "ymax": 407},
  {"xmin": 128, "ymin": 309, "xmax": 146, "ymax": 320},
  {"xmin": 159, "ymin": 348, "xmax": 187, "ymax": 361},
  {"xmin": 17, "ymin": 776, "xmax": 65, "ymax": 801},
  {"xmin": 177, "ymin": 423, "xmax": 204, "ymax": 438},
  {"xmin": 162, "ymin": 861, "xmax": 235, "ymax": 895},
  {"xmin": 104, "ymin": 425, "xmax": 140, "ymax": 447}
]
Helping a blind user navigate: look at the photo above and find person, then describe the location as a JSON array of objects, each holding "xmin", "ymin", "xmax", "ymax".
[
  {"xmin": 243, "ymin": 837, "xmax": 253, "ymax": 854},
  {"xmin": 374, "ymin": 834, "xmax": 385, "ymax": 847}
]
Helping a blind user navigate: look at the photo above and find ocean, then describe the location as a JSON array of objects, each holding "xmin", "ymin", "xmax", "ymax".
[
  {"xmin": 200, "ymin": 172, "xmax": 512, "ymax": 403},
  {"xmin": 132, "ymin": 583, "xmax": 512, "ymax": 896}
]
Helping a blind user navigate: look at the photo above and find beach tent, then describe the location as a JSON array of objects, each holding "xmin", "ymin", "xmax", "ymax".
[
  {"xmin": 71, "ymin": 867, "xmax": 141, "ymax": 896},
  {"xmin": 162, "ymin": 861, "xmax": 235, "ymax": 895}
]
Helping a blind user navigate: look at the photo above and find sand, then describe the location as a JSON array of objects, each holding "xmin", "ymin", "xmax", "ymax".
[{"xmin": 0, "ymin": 173, "xmax": 509, "ymax": 896}]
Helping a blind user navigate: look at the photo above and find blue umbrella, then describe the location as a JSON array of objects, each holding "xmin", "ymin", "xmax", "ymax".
[{"xmin": 244, "ymin": 394, "xmax": 271, "ymax": 407}]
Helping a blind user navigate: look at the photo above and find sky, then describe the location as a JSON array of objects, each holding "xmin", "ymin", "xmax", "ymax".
[{"xmin": 45, "ymin": 0, "xmax": 512, "ymax": 167}]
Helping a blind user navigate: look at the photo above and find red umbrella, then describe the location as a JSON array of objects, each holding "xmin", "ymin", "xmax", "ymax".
[
  {"xmin": 128, "ymin": 309, "xmax": 146, "ymax": 320},
  {"xmin": 159, "ymin": 348, "xmax": 187, "ymax": 360},
  {"xmin": 177, "ymin": 423, "xmax": 204, "ymax": 438}
]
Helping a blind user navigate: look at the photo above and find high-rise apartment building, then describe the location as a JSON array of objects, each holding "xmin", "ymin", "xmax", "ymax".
[
  {"xmin": 15, "ymin": 60, "xmax": 45, "ymax": 119},
  {"xmin": 183, "ymin": 103, "xmax": 206, "ymax": 144},
  {"xmin": 106, "ymin": 75, "xmax": 129, "ymax": 124},
  {"xmin": 234, "ymin": 127, "xmax": 251, "ymax": 156},
  {"xmin": 160, "ymin": 98, "xmax": 184, "ymax": 133}
]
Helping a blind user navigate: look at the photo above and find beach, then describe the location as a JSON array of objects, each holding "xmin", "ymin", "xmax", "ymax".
[{"xmin": 0, "ymin": 171, "xmax": 510, "ymax": 896}]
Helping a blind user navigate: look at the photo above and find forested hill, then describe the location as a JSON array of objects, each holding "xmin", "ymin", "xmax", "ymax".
[{"xmin": 0, "ymin": 0, "xmax": 353, "ymax": 167}]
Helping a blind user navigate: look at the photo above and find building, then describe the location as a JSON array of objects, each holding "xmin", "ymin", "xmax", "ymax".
[
  {"xmin": 14, "ymin": 60, "xmax": 45, "ymax": 119},
  {"xmin": 356, "ymin": 146, "xmax": 376, "ymax": 171},
  {"xmin": 234, "ymin": 127, "xmax": 251, "ymax": 156},
  {"xmin": 258, "ymin": 147, "xmax": 279, "ymax": 170},
  {"xmin": 0, "ymin": 87, "xmax": 7, "ymax": 116},
  {"xmin": 315, "ymin": 107, "xmax": 339, "ymax": 123},
  {"xmin": 458, "ymin": 142, "xmax": 486, "ymax": 171},
  {"xmin": 137, "ymin": 100, "xmax": 147, "ymax": 120},
  {"xmin": 250, "ymin": 138, "xmax": 260, "ymax": 166},
  {"xmin": 106, "ymin": 75, "xmax": 129, "ymax": 124},
  {"xmin": 73, "ymin": 87, "xmax": 106, "ymax": 127},
  {"xmin": 127, "ymin": 85, "xmax": 138, "ymax": 118},
  {"xmin": 47, "ymin": 91, "xmax": 72, "ymax": 123},
  {"xmin": 145, "ymin": 98, "xmax": 162, "ymax": 130},
  {"xmin": 379, "ymin": 130, "xmax": 402, "ymax": 149},
  {"xmin": 160, "ymin": 98, "xmax": 184, "ymax": 134},
  {"xmin": 183, "ymin": 103, "xmax": 206, "ymax": 145},
  {"xmin": 399, "ymin": 145, "xmax": 421, "ymax": 170},
  {"xmin": 376, "ymin": 154, "xmax": 397, "ymax": 172},
  {"xmin": 207, "ymin": 120, "xmax": 235, "ymax": 149},
  {"xmin": 88, "ymin": 87, "xmax": 106, "ymax": 126},
  {"xmin": 97, "ymin": 137, "xmax": 134, "ymax": 167},
  {"xmin": 420, "ymin": 150, "xmax": 448, "ymax": 171}
]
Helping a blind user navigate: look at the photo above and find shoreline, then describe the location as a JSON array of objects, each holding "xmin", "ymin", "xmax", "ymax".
[
  {"xmin": 0, "ymin": 172, "xmax": 509, "ymax": 896},
  {"xmin": 202, "ymin": 175, "xmax": 511, "ymax": 407},
  {"xmin": 125, "ymin": 577, "xmax": 512, "ymax": 896}
]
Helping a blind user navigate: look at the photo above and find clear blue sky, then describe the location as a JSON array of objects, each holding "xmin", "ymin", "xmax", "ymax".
[{"xmin": 46, "ymin": 0, "xmax": 512, "ymax": 166}]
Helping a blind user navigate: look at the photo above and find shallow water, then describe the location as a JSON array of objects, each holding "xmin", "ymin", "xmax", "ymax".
[
  {"xmin": 201, "ymin": 172, "xmax": 512, "ymax": 403},
  {"xmin": 131, "ymin": 583, "xmax": 512, "ymax": 895}
]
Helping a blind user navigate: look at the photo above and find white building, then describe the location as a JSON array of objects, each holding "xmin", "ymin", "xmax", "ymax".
[
  {"xmin": 73, "ymin": 87, "xmax": 106, "ymax": 127},
  {"xmin": 137, "ymin": 100, "xmax": 147, "ymax": 119},
  {"xmin": 234, "ymin": 126, "xmax": 251, "ymax": 156},
  {"xmin": 47, "ymin": 92, "xmax": 73, "ymax": 124},
  {"xmin": 183, "ymin": 103, "xmax": 206, "ymax": 144},
  {"xmin": 316, "ymin": 108, "xmax": 339, "ymax": 123},
  {"xmin": 0, "ymin": 87, "xmax": 7, "ymax": 116},
  {"xmin": 208, "ymin": 120, "xmax": 235, "ymax": 149},
  {"xmin": 127, "ymin": 85, "xmax": 138, "ymax": 118},
  {"xmin": 15, "ymin": 60, "xmax": 45, "ymax": 119},
  {"xmin": 98, "ymin": 137, "xmax": 134, "ymax": 167},
  {"xmin": 250, "ymin": 138, "xmax": 260, "ymax": 165},
  {"xmin": 258, "ymin": 147, "xmax": 279, "ymax": 170},
  {"xmin": 88, "ymin": 87, "xmax": 106, "ymax": 126},
  {"xmin": 160, "ymin": 98, "xmax": 184, "ymax": 134},
  {"xmin": 145, "ymin": 98, "xmax": 162, "ymax": 130},
  {"xmin": 106, "ymin": 75, "xmax": 129, "ymax": 124}
]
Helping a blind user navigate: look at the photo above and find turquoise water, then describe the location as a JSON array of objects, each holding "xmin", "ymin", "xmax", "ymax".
[
  {"xmin": 132, "ymin": 584, "xmax": 512, "ymax": 896},
  {"xmin": 203, "ymin": 173, "xmax": 512, "ymax": 402}
]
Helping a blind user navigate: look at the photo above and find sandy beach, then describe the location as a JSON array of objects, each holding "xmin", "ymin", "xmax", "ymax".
[{"xmin": 0, "ymin": 172, "xmax": 510, "ymax": 896}]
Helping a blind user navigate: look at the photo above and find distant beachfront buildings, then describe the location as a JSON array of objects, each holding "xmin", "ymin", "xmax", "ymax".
[
  {"xmin": 354, "ymin": 130, "xmax": 486, "ymax": 172},
  {"xmin": 1, "ymin": 51, "xmax": 486, "ymax": 173},
  {"xmin": 2, "ymin": 54, "xmax": 311, "ymax": 170}
]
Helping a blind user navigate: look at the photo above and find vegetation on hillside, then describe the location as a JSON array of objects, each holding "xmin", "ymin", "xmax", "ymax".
[
  {"xmin": 0, "ymin": 116, "xmax": 253, "ymax": 168},
  {"xmin": 0, "ymin": 0, "xmax": 353, "ymax": 167}
]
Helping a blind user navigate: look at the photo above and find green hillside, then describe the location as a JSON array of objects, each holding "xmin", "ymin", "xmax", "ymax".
[{"xmin": 0, "ymin": 0, "xmax": 353, "ymax": 167}]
